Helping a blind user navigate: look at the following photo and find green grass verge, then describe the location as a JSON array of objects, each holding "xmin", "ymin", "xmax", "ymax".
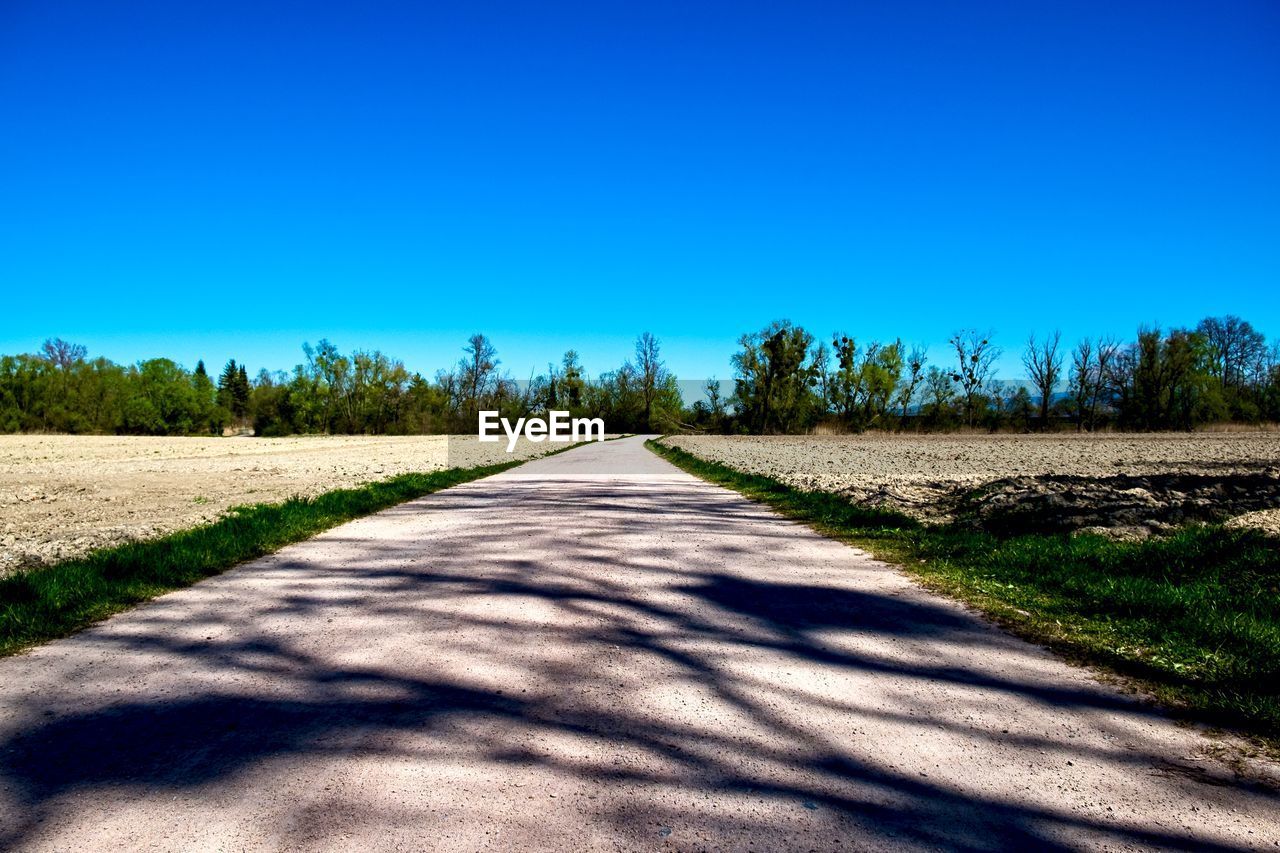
[
  {"xmin": 0, "ymin": 456, "xmax": 533, "ymax": 656},
  {"xmin": 647, "ymin": 438, "xmax": 1280, "ymax": 747}
]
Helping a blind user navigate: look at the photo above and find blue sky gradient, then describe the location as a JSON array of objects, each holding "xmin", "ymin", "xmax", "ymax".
[{"xmin": 2, "ymin": 1, "xmax": 1277, "ymax": 381}]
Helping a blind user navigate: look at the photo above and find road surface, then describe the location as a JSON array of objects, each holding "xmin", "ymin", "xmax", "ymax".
[{"xmin": 0, "ymin": 436, "xmax": 1276, "ymax": 850}]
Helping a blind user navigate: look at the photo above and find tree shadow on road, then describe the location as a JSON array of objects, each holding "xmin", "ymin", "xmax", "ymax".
[{"xmin": 1, "ymin": 479, "xmax": 1274, "ymax": 850}]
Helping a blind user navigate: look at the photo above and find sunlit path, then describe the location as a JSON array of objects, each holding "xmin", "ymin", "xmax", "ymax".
[{"xmin": 0, "ymin": 437, "xmax": 1274, "ymax": 851}]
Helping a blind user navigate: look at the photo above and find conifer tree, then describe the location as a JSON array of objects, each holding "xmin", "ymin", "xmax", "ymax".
[
  {"xmin": 217, "ymin": 360, "xmax": 237, "ymax": 408},
  {"xmin": 235, "ymin": 364, "xmax": 251, "ymax": 416},
  {"xmin": 218, "ymin": 359, "xmax": 250, "ymax": 418}
]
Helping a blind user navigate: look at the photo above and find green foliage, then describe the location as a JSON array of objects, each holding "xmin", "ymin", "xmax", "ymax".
[
  {"xmin": 2, "ymin": 314, "xmax": 1276, "ymax": 436},
  {"xmin": 129, "ymin": 359, "xmax": 200, "ymax": 435},
  {"xmin": 1095, "ymin": 320, "xmax": 1278, "ymax": 431},
  {"xmin": 828, "ymin": 335, "xmax": 905, "ymax": 430},
  {"xmin": 217, "ymin": 358, "xmax": 251, "ymax": 421},
  {"xmin": 732, "ymin": 320, "xmax": 817, "ymax": 433}
]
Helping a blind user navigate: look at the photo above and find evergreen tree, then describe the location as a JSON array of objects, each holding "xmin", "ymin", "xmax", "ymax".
[
  {"xmin": 235, "ymin": 364, "xmax": 251, "ymax": 416},
  {"xmin": 218, "ymin": 359, "xmax": 250, "ymax": 419},
  {"xmin": 191, "ymin": 360, "xmax": 220, "ymax": 434},
  {"xmin": 218, "ymin": 359, "xmax": 237, "ymax": 406}
]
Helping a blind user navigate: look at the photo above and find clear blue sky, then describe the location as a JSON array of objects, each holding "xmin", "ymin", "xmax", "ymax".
[{"xmin": 2, "ymin": 0, "xmax": 1277, "ymax": 383}]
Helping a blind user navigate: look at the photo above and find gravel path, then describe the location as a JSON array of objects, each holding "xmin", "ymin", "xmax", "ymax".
[{"xmin": 0, "ymin": 436, "xmax": 1275, "ymax": 850}]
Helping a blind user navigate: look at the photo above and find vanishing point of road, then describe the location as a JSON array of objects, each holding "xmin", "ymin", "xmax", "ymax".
[{"xmin": 0, "ymin": 436, "xmax": 1276, "ymax": 850}]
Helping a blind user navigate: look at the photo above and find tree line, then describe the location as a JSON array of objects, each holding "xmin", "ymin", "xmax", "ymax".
[
  {"xmin": 0, "ymin": 334, "xmax": 684, "ymax": 436},
  {"xmin": 2, "ymin": 315, "xmax": 1276, "ymax": 436},
  {"xmin": 698, "ymin": 314, "xmax": 1280, "ymax": 433}
]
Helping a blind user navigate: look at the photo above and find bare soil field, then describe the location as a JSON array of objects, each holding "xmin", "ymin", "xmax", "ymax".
[
  {"xmin": 662, "ymin": 433, "xmax": 1280, "ymax": 537},
  {"xmin": 0, "ymin": 435, "xmax": 561, "ymax": 574}
]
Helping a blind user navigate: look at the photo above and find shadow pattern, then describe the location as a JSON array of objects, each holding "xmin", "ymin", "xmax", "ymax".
[{"xmin": 1, "ymin": 471, "xmax": 1275, "ymax": 851}]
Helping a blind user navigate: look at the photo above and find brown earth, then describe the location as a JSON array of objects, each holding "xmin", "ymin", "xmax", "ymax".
[
  {"xmin": 0, "ymin": 435, "xmax": 567, "ymax": 574},
  {"xmin": 663, "ymin": 433, "xmax": 1280, "ymax": 536},
  {"xmin": 1226, "ymin": 509, "xmax": 1280, "ymax": 538}
]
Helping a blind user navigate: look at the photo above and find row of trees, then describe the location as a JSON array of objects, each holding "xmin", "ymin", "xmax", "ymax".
[
  {"xmin": 0, "ymin": 338, "xmax": 233, "ymax": 436},
  {"xmin": 1067, "ymin": 316, "xmax": 1277, "ymax": 431},
  {"xmin": 0, "ymin": 334, "xmax": 686, "ymax": 436},
  {"xmin": 720, "ymin": 321, "xmax": 1006, "ymax": 434},
  {"xmin": 711, "ymin": 315, "xmax": 1280, "ymax": 433},
  {"xmin": 3, "ymin": 315, "xmax": 1276, "ymax": 436},
  {"xmin": 248, "ymin": 333, "xmax": 685, "ymax": 436}
]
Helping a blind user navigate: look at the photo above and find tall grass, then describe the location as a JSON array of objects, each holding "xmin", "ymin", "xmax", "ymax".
[{"xmin": 647, "ymin": 438, "xmax": 1280, "ymax": 746}]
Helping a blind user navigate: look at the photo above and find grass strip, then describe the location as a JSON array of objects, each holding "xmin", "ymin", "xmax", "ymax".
[
  {"xmin": 647, "ymin": 438, "xmax": 1280, "ymax": 748},
  {"xmin": 0, "ymin": 456, "xmax": 532, "ymax": 656}
]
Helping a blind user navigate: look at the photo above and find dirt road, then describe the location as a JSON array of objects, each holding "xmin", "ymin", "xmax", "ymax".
[{"xmin": 0, "ymin": 437, "xmax": 1275, "ymax": 850}]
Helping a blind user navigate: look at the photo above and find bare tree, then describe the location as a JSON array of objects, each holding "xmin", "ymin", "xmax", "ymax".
[
  {"xmin": 895, "ymin": 346, "xmax": 927, "ymax": 425},
  {"xmin": 40, "ymin": 338, "xmax": 87, "ymax": 370},
  {"xmin": 704, "ymin": 378, "xmax": 723, "ymax": 415},
  {"xmin": 704, "ymin": 378, "xmax": 725, "ymax": 430},
  {"xmin": 634, "ymin": 331, "xmax": 666, "ymax": 430},
  {"xmin": 1069, "ymin": 337, "xmax": 1095, "ymax": 431},
  {"xmin": 1093, "ymin": 336, "xmax": 1121, "ymax": 429},
  {"xmin": 1069, "ymin": 335, "xmax": 1123, "ymax": 431},
  {"xmin": 810, "ymin": 340, "xmax": 832, "ymax": 417},
  {"xmin": 461, "ymin": 334, "xmax": 499, "ymax": 414},
  {"xmin": 949, "ymin": 330, "xmax": 1000, "ymax": 427},
  {"xmin": 922, "ymin": 366, "xmax": 957, "ymax": 426},
  {"xmin": 1022, "ymin": 331, "xmax": 1063, "ymax": 430}
]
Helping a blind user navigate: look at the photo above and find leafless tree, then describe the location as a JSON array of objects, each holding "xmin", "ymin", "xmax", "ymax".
[
  {"xmin": 461, "ymin": 334, "xmax": 499, "ymax": 414},
  {"xmin": 894, "ymin": 346, "xmax": 927, "ymax": 425},
  {"xmin": 949, "ymin": 330, "xmax": 1000, "ymax": 427},
  {"xmin": 1069, "ymin": 337, "xmax": 1095, "ymax": 431},
  {"xmin": 704, "ymin": 378, "xmax": 725, "ymax": 429},
  {"xmin": 1069, "ymin": 335, "xmax": 1122, "ymax": 431},
  {"xmin": 40, "ymin": 338, "xmax": 87, "ymax": 370},
  {"xmin": 634, "ymin": 331, "xmax": 667, "ymax": 430},
  {"xmin": 1093, "ymin": 336, "xmax": 1121, "ymax": 428},
  {"xmin": 810, "ymin": 340, "xmax": 832, "ymax": 416},
  {"xmin": 922, "ymin": 366, "xmax": 956, "ymax": 425},
  {"xmin": 1022, "ymin": 331, "xmax": 1063, "ymax": 430}
]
